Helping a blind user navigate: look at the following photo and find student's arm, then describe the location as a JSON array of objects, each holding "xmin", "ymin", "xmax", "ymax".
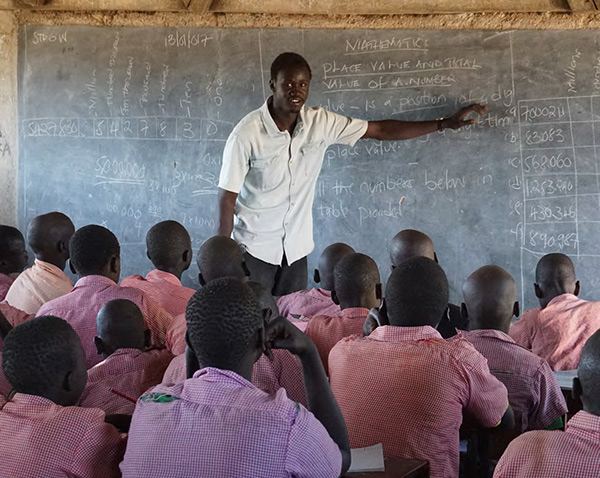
[
  {"xmin": 217, "ymin": 188, "xmax": 238, "ymax": 237},
  {"xmin": 362, "ymin": 104, "xmax": 487, "ymax": 140},
  {"xmin": 267, "ymin": 316, "xmax": 351, "ymax": 474},
  {"xmin": 494, "ymin": 405, "xmax": 515, "ymax": 430},
  {"xmin": 0, "ymin": 309, "xmax": 12, "ymax": 340}
]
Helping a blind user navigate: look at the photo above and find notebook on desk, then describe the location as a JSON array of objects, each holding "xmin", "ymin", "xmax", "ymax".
[{"xmin": 348, "ymin": 444, "xmax": 385, "ymax": 473}]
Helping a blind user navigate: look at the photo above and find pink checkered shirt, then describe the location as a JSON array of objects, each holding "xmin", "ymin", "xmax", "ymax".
[
  {"xmin": 162, "ymin": 350, "xmax": 307, "ymax": 406},
  {"xmin": 462, "ymin": 329, "xmax": 567, "ymax": 432},
  {"xmin": 494, "ymin": 410, "xmax": 600, "ymax": 477},
  {"xmin": 120, "ymin": 269, "xmax": 195, "ymax": 318},
  {"xmin": 509, "ymin": 294, "xmax": 600, "ymax": 370},
  {"xmin": 0, "ymin": 393, "xmax": 125, "ymax": 477},
  {"xmin": 306, "ymin": 307, "xmax": 369, "ymax": 372},
  {"xmin": 165, "ymin": 312, "xmax": 186, "ymax": 355},
  {"xmin": 0, "ymin": 301, "xmax": 33, "ymax": 327},
  {"xmin": 5, "ymin": 259, "xmax": 73, "ymax": 314},
  {"xmin": 121, "ymin": 367, "xmax": 342, "ymax": 477},
  {"xmin": 79, "ymin": 348, "xmax": 174, "ymax": 415},
  {"xmin": 0, "ymin": 273, "xmax": 14, "ymax": 301},
  {"xmin": 277, "ymin": 288, "xmax": 340, "ymax": 319},
  {"xmin": 37, "ymin": 275, "xmax": 174, "ymax": 368},
  {"xmin": 329, "ymin": 325, "xmax": 509, "ymax": 478}
]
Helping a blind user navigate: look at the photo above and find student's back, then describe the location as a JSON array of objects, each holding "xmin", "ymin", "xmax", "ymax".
[
  {"xmin": 37, "ymin": 225, "xmax": 172, "ymax": 368},
  {"xmin": 120, "ymin": 221, "xmax": 195, "ymax": 317},
  {"xmin": 462, "ymin": 265, "xmax": 567, "ymax": 432},
  {"xmin": 122, "ymin": 278, "xmax": 348, "ymax": 478},
  {"xmin": 510, "ymin": 253, "xmax": 600, "ymax": 370},
  {"xmin": 0, "ymin": 316, "xmax": 124, "ymax": 477},
  {"xmin": 329, "ymin": 258, "xmax": 510, "ymax": 478}
]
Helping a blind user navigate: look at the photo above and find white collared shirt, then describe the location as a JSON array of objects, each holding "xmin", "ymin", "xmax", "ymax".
[{"xmin": 218, "ymin": 99, "xmax": 368, "ymax": 265}]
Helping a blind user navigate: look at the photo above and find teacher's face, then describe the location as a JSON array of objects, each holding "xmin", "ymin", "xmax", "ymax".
[{"xmin": 270, "ymin": 66, "xmax": 311, "ymax": 114}]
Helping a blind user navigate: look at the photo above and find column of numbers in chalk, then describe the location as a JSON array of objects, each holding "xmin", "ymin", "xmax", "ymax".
[{"xmin": 518, "ymin": 96, "xmax": 600, "ymax": 257}]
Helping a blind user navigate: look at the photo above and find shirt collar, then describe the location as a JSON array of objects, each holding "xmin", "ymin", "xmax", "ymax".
[
  {"xmin": 368, "ymin": 325, "xmax": 442, "ymax": 343},
  {"xmin": 566, "ymin": 410, "xmax": 600, "ymax": 441},
  {"xmin": 146, "ymin": 269, "xmax": 182, "ymax": 287},
  {"xmin": 192, "ymin": 366, "xmax": 256, "ymax": 389},
  {"xmin": 105, "ymin": 348, "xmax": 143, "ymax": 359},
  {"xmin": 33, "ymin": 259, "xmax": 66, "ymax": 277},
  {"xmin": 10, "ymin": 393, "xmax": 58, "ymax": 407},
  {"xmin": 462, "ymin": 328, "xmax": 515, "ymax": 343},
  {"xmin": 260, "ymin": 97, "xmax": 305, "ymax": 137},
  {"xmin": 339, "ymin": 307, "xmax": 370, "ymax": 319},
  {"xmin": 546, "ymin": 293, "xmax": 580, "ymax": 308},
  {"xmin": 73, "ymin": 275, "xmax": 117, "ymax": 289}
]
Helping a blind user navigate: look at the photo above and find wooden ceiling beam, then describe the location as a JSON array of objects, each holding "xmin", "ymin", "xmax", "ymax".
[{"xmin": 0, "ymin": 0, "xmax": 596, "ymax": 13}]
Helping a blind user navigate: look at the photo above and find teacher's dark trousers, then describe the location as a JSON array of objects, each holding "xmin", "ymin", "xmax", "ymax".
[{"xmin": 244, "ymin": 252, "xmax": 308, "ymax": 297}]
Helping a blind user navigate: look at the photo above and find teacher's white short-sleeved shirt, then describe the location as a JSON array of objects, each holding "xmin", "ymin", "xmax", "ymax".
[{"xmin": 218, "ymin": 99, "xmax": 368, "ymax": 265}]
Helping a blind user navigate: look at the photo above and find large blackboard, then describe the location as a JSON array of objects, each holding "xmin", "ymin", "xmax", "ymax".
[{"xmin": 18, "ymin": 26, "xmax": 600, "ymax": 309}]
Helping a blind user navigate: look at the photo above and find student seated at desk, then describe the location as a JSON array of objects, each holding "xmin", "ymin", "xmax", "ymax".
[
  {"xmin": 277, "ymin": 242, "xmax": 355, "ymax": 324},
  {"xmin": 494, "ymin": 329, "xmax": 600, "ymax": 477},
  {"xmin": 461, "ymin": 265, "xmax": 567, "ymax": 432},
  {"xmin": 0, "ymin": 225, "xmax": 28, "ymax": 302},
  {"xmin": 166, "ymin": 235, "xmax": 250, "ymax": 355},
  {"xmin": 389, "ymin": 229, "xmax": 468, "ymax": 337},
  {"xmin": 37, "ymin": 225, "xmax": 174, "ymax": 368},
  {"xmin": 6, "ymin": 212, "xmax": 75, "ymax": 314},
  {"xmin": 329, "ymin": 257, "xmax": 513, "ymax": 478},
  {"xmin": 163, "ymin": 281, "xmax": 307, "ymax": 405},
  {"xmin": 121, "ymin": 278, "xmax": 350, "ymax": 478},
  {"xmin": 79, "ymin": 299, "xmax": 173, "ymax": 415},
  {"xmin": 306, "ymin": 252, "xmax": 380, "ymax": 371},
  {"xmin": 510, "ymin": 253, "xmax": 600, "ymax": 370},
  {"xmin": 121, "ymin": 220, "xmax": 195, "ymax": 317},
  {"xmin": 0, "ymin": 316, "xmax": 125, "ymax": 477}
]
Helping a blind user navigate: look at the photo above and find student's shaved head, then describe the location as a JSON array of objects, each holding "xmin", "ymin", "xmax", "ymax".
[
  {"xmin": 27, "ymin": 212, "xmax": 74, "ymax": 256},
  {"xmin": 385, "ymin": 256, "xmax": 449, "ymax": 328},
  {"xmin": 333, "ymin": 253, "xmax": 381, "ymax": 310},
  {"xmin": 70, "ymin": 225, "xmax": 120, "ymax": 278},
  {"xmin": 197, "ymin": 236, "xmax": 248, "ymax": 285},
  {"xmin": 186, "ymin": 278, "xmax": 263, "ymax": 370},
  {"xmin": 316, "ymin": 243, "xmax": 355, "ymax": 291},
  {"xmin": 0, "ymin": 225, "xmax": 27, "ymax": 275},
  {"xmin": 534, "ymin": 253, "xmax": 578, "ymax": 308},
  {"xmin": 96, "ymin": 299, "xmax": 146, "ymax": 353},
  {"xmin": 2, "ymin": 316, "xmax": 87, "ymax": 406},
  {"xmin": 146, "ymin": 220, "xmax": 192, "ymax": 277},
  {"xmin": 247, "ymin": 280, "xmax": 279, "ymax": 320},
  {"xmin": 463, "ymin": 265, "xmax": 518, "ymax": 332},
  {"xmin": 577, "ymin": 329, "xmax": 600, "ymax": 415},
  {"xmin": 390, "ymin": 229, "xmax": 435, "ymax": 267}
]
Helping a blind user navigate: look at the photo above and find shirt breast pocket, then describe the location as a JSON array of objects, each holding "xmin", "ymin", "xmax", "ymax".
[
  {"xmin": 249, "ymin": 155, "xmax": 284, "ymax": 191},
  {"xmin": 299, "ymin": 141, "xmax": 326, "ymax": 178}
]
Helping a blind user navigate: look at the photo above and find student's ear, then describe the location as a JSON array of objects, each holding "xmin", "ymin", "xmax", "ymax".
[
  {"xmin": 198, "ymin": 272, "xmax": 206, "ymax": 287},
  {"xmin": 182, "ymin": 249, "xmax": 191, "ymax": 265},
  {"xmin": 69, "ymin": 259, "xmax": 77, "ymax": 275},
  {"xmin": 375, "ymin": 283, "xmax": 382, "ymax": 300},
  {"xmin": 313, "ymin": 269, "xmax": 321, "ymax": 284},
  {"xmin": 144, "ymin": 329, "xmax": 152, "ymax": 349},
  {"xmin": 331, "ymin": 290, "xmax": 340, "ymax": 305},
  {"xmin": 184, "ymin": 342, "xmax": 200, "ymax": 380},
  {"xmin": 460, "ymin": 303, "xmax": 468, "ymax": 320},
  {"xmin": 433, "ymin": 252, "xmax": 439, "ymax": 263},
  {"xmin": 62, "ymin": 370, "xmax": 76, "ymax": 393},
  {"xmin": 57, "ymin": 240, "xmax": 68, "ymax": 255},
  {"xmin": 109, "ymin": 255, "xmax": 119, "ymax": 274},
  {"xmin": 513, "ymin": 301, "xmax": 520, "ymax": 318},
  {"xmin": 573, "ymin": 377, "xmax": 582, "ymax": 401},
  {"xmin": 269, "ymin": 78, "xmax": 275, "ymax": 92},
  {"xmin": 93, "ymin": 336, "xmax": 105, "ymax": 356},
  {"xmin": 574, "ymin": 280, "xmax": 581, "ymax": 297},
  {"xmin": 146, "ymin": 249, "xmax": 151, "ymax": 262},
  {"xmin": 534, "ymin": 282, "xmax": 543, "ymax": 299},
  {"xmin": 390, "ymin": 264, "xmax": 395, "ymax": 273}
]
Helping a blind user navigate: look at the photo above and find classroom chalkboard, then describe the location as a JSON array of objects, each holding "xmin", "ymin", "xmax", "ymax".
[{"xmin": 17, "ymin": 26, "xmax": 600, "ymax": 309}]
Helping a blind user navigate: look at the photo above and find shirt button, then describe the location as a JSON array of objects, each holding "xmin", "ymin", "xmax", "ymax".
[{"xmin": 290, "ymin": 160, "xmax": 293, "ymax": 164}]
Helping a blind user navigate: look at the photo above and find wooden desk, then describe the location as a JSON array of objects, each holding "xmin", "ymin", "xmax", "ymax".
[{"xmin": 345, "ymin": 457, "xmax": 429, "ymax": 478}]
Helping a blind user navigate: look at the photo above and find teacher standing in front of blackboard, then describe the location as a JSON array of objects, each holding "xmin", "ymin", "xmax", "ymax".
[{"xmin": 217, "ymin": 52, "xmax": 486, "ymax": 296}]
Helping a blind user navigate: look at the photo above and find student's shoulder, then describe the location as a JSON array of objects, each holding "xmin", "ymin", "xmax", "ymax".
[
  {"xmin": 55, "ymin": 403, "xmax": 110, "ymax": 433},
  {"xmin": 230, "ymin": 107, "xmax": 265, "ymax": 136},
  {"xmin": 444, "ymin": 334, "xmax": 491, "ymax": 369},
  {"xmin": 120, "ymin": 275, "xmax": 145, "ymax": 287}
]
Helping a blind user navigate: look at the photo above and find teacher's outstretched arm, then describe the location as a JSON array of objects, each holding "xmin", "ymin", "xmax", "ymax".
[
  {"xmin": 362, "ymin": 103, "xmax": 488, "ymax": 141},
  {"xmin": 218, "ymin": 188, "xmax": 238, "ymax": 237}
]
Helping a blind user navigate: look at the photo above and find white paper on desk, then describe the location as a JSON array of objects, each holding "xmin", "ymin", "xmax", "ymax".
[{"xmin": 348, "ymin": 443, "xmax": 385, "ymax": 473}]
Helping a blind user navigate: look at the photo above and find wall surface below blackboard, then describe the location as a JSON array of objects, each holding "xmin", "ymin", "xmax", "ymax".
[{"xmin": 18, "ymin": 25, "xmax": 600, "ymax": 309}]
